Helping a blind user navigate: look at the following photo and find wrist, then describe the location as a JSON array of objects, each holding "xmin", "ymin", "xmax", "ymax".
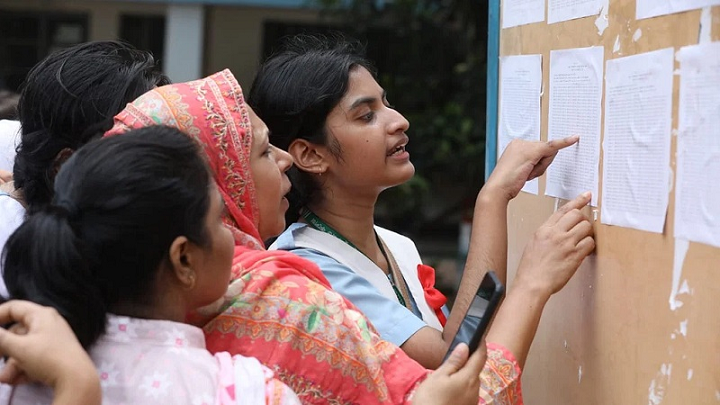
[
  {"xmin": 510, "ymin": 276, "xmax": 553, "ymax": 304},
  {"xmin": 476, "ymin": 185, "xmax": 511, "ymax": 208},
  {"xmin": 53, "ymin": 362, "xmax": 101, "ymax": 405}
]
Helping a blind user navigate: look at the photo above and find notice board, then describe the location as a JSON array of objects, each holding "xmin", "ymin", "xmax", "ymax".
[{"xmin": 492, "ymin": 1, "xmax": 720, "ymax": 403}]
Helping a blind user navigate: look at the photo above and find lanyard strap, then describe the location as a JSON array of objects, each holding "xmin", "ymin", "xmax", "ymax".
[{"xmin": 301, "ymin": 209, "xmax": 408, "ymax": 307}]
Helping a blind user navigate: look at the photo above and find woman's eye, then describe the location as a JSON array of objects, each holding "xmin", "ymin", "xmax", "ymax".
[{"xmin": 361, "ymin": 111, "xmax": 375, "ymax": 122}]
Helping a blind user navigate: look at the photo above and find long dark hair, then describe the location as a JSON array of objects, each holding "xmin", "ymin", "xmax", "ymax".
[
  {"xmin": 3, "ymin": 126, "xmax": 211, "ymax": 348},
  {"xmin": 248, "ymin": 34, "xmax": 375, "ymax": 223},
  {"xmin": 14, "ymin": 40, "xmax": 170, "ymax": 210}
]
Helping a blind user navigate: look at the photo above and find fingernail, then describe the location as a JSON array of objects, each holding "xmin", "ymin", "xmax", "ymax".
[{"xmin": 582, "ymin": 191, "xmax": 591, "ymax": 199}]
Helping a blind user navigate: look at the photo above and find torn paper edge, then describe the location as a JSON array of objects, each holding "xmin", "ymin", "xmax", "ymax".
[
  {"xmin": 670, "ymin": 238, "xmax": 690, "ymax": 311},
  {"xmin": 633, "ymin": 28, "xmax": 643, "ymax": 42},
  {"xmin": 613, "ymin": 35, "xmax": 621, "ymax": 53},
  {"xmin": 648, "ymin": 363, "xmax": 672, "ymax": 405},
  {"xmin": 699, "ymin": 7, "xmax": 711, "ymax": 44},
  {"xmin": 595, "ymin": 0, "xmax": 610, "ymax": 36}
]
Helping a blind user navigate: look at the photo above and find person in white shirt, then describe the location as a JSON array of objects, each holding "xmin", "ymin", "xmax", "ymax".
[{"xmin": 0, "ymin": 119, "xmax": 20, "ymax": 172}]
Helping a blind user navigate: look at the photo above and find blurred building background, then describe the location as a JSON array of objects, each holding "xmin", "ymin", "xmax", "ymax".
[
  {"xmin": 0, "ymin": 0, "xmax": 327, "ymax": 91},
  {"xmin": 0, "ymin": 0, "xmax": 489, "ymax": 303}
]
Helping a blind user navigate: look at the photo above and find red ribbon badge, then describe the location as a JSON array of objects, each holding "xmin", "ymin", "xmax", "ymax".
[{"xmin": 417, "ymin": 264, "xmax": 448, "ymax": 327}]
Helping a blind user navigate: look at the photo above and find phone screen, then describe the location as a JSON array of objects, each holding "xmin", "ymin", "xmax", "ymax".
[
  {"xmin": 444, "ymin": 271, "xmax": 503, "ymax": 360},
  {"xmin": 453, "ymin": 282, "xmax": 492, "ymax": 343}
]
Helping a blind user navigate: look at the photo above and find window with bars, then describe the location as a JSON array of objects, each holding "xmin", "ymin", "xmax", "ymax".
[
  {"xmin": 0, "ymin": 10, "xmax": 87, "ymax": 92},
  {"xmin": 119, "ymin": 14, "xmax": 166, "ymax": 71}
]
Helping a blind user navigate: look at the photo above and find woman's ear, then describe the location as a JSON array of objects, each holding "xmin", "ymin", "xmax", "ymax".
[
  {"xmin": 52, "ymin": 148, "xmax": 74, "ymax": 176},
  {"xmin": 168, "ymin": 236, "xmax": 197, "ymax": 290},
  {"xmin": 288, "ymin": 139, "xmax": 329, "ymax": 175}
]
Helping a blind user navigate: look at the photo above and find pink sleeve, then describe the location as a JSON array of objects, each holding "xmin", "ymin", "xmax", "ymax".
[
  {"xmin": 214, "ymin": 351, "xmax": 301, "ymax": 405},
  {"xmin": 263, "ymin": 371, "xmax": 302, "ymax": 405},
  {"xmin": 478, "ymin": 342, "xmax": 524, "ymax": 405}
]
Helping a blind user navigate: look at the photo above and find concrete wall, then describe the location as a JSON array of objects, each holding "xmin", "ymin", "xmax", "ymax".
[
  {"xmin": 204, "ymin": 5, "xmax": 319, "ymax": 89},
  {"xmin": 0, "ymin": 0, "xmax": 167, "ymax": 41},
  {"xmin": 0, "ymin": 1, "xmax": 321, "ymax": 88}
]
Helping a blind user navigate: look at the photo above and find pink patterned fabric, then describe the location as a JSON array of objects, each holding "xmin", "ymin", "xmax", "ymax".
[{"xmin": 2, "ymin": 315, "xmax": 300, "ymax": 405}]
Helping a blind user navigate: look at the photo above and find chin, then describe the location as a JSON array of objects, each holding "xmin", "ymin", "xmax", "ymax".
[{"xmin": 397, "ymin": 163, "xmax": 416, "ymax": 183}]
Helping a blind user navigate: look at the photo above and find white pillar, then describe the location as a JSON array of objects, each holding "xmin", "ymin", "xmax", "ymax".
[{"xmin": 163, "ymin": 4, "xmax": 205, "ymax": 82}]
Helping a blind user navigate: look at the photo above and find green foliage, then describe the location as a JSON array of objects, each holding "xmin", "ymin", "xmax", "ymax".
[{"xmin": 317, "ymin": 0, "xmax": 488, "ymax": 230}]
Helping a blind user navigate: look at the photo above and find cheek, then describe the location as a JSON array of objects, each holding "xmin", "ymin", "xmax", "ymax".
[{"xmin": 219, "ymin": 227, "xmax": 234, "ymax": 279}]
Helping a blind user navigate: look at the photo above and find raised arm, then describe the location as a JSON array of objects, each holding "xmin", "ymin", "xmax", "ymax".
[
  {"xmin": 445, "ymin": 136, "xmax": 580, "ymax": 340},
  {"xmin": 405, "ymin": 137, "xmax": 581, "ymax": 369}
]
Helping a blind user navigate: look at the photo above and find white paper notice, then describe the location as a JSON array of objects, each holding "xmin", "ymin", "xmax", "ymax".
[
  {"xmin": 675, "ymin": 42, "xmax": 720, "ymax": 248},
  {"xmin": 548, "ymin": 0, "xmax": 604, "ymax": 24},
  {"xmin": 503, "ymin": 0, "xmax": 546, "ymax": 28},
  {"xmin": 601, "ymin": 48, "xmax": 674, "ymax": 233},
  {"xmin": 499, "ymin": 55, "xmax": 543, "ymax": 195},
  {"xmin": 637, "ymin": 0, "xmax": 720, "ymax": 20},
  {"xmin": 546, "ymin": 47, "xmax": 604, "ymax": 206}
]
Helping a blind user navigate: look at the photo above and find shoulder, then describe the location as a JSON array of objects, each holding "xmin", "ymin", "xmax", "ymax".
[
  {"xmin": 375, "ymin": 226, "xmax": 418, "ymax": 250},
  {"xmin": 0, "ymin": 199, "xmax": 26, "ymax": 248},
  {"xmin": 0, "ymin": 196, "xmax": 24, "ymax": 219},
  {"xmin": 90, "ymin": 338, "xmax": 219, "ymax": 402},
  {"xmin": 269, "ymin": 222, "xmax": 309, "ymax": 251},
  {"xmin": 0, "ymin": 120, "xmax": 21, "ymax": 172}
]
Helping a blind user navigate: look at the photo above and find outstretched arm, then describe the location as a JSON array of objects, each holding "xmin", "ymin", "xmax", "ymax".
[
  {"xmin": 485, "ymin": 192, "xmax": 594, "ymax": 367},
  {"xmin": 404, "ymin": 136, "xmax": 581, "ymax": 369},
  {"xmin": 445, "ymin": 136, "xmax": 580, "ymax": 341}
]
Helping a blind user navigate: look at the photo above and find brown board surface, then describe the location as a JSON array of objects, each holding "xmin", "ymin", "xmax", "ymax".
[{"xmin": 499, "ymin": 2, "xmax": 719, "ymax": 404}]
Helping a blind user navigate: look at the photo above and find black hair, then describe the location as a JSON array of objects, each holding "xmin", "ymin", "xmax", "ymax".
[
  {"xmin": 3, "ymin": 126, "xmax": 211, "ymax": 348},
  {"xmin": 14, "ymin": 40, "xmax": 170, "ymax": 210},
  {"xmin": 248, "ymin": 34, "xmax": 375, "ymax": 223}
]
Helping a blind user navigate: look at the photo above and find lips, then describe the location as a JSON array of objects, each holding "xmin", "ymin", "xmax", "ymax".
[
  {"xmin": 281, "ymin": 175, "xmax": 292, "ymax": 199},
  {"xmin": 387, "ymin": 135, "xmax": 409, "ymax": 157}
]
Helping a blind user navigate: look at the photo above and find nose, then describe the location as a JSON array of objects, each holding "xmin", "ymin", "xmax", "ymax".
[
  {"xmin": 274, "ymin": 145, "xmax": 294, "ymax": 172},
  {"xmin": 387, "ymin": 107, "xmax": 410, "ymax": 135}
]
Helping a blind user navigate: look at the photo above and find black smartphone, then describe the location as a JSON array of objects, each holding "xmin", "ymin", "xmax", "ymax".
[{"xmin": 443, "ymin": 270, "xmax": 505, "ymax": 362}]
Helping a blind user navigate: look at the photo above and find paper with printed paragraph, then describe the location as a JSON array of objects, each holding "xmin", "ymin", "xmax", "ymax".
[
  {"xmin": 674, "ymin": 42, "xmax": 720, "ymax": 248},
  {"xmin": 498, "ymin": 54, "xmax": 543, "ymax": 195},
  {"xmin": 546, "ymin": 46, "xmax": 604, "ymax": 206},
  {"xmin": 502, "ymin": 0, "xmax": 546, "ymax": 28},
  {"xmin": 600, "ymin": 48, "xmax": 673, "ymax": 233},
  {"xmin": 636, "ymin": 0, "xmax": 720, "ymax": 20},
  {"xmin": 548, "ymin": 0, "xmax": 605, "ymax": 24}
]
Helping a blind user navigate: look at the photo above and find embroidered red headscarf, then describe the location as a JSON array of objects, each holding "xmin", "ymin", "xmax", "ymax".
[{"xmin": 105, "ymin": 69, "xmax": 264, "ymax": 250}]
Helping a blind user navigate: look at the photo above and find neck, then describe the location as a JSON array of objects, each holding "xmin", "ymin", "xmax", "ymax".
[
  {"xmin": 308, "ymin": 190, "xmax": 379, "ymax": 256},
  {"xmin": 111, "ymin": 291, "xmax": 188, "ymax": 323}
]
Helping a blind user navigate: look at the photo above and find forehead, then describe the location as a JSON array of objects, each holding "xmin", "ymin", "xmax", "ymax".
[
  {"xmin": 247, "ymin": 106, "xmax": 268, "ymax": 148},
  {"xmin": 341, "ymin": 68, "xmax": 382, "ymax": 103}
]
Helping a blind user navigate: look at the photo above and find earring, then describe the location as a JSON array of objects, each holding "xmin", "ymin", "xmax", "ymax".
[{"xmin": 185, "ymin": 273, "xmax": 196, "ymax": 290}]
